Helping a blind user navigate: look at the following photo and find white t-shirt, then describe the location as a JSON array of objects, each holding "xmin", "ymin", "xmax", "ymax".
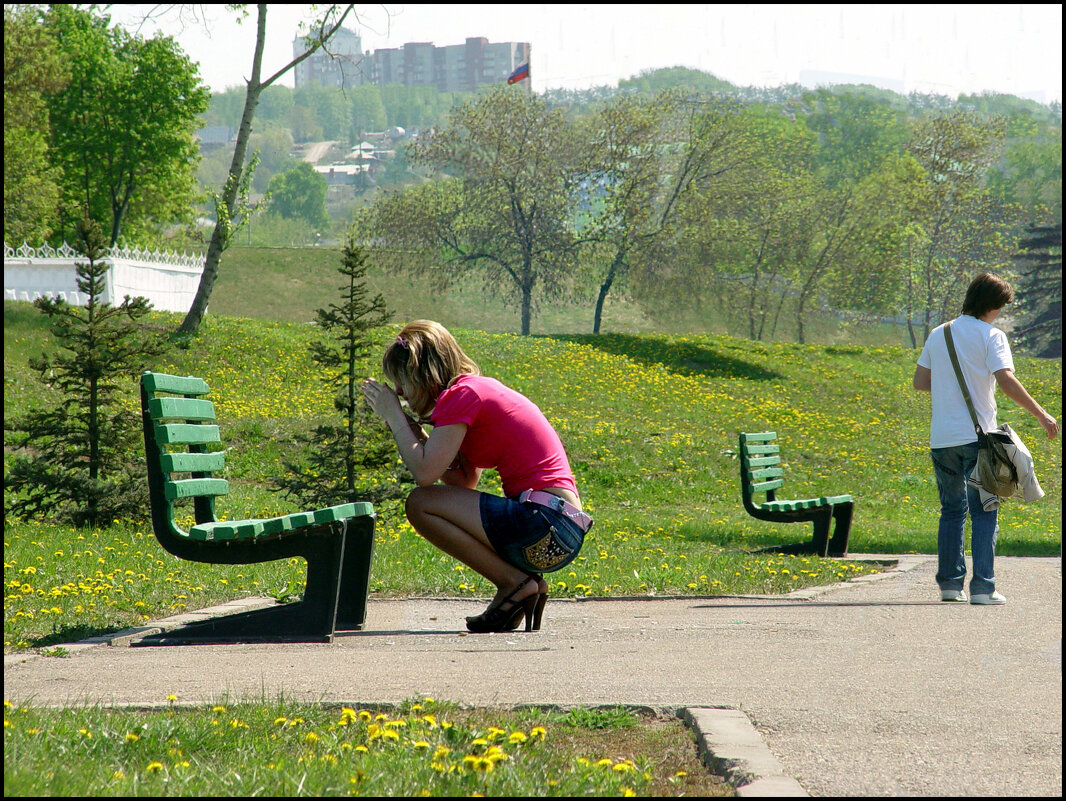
[{"xmin": 917, "ymin": 314, "xmax": 1014, "ymax": 448}]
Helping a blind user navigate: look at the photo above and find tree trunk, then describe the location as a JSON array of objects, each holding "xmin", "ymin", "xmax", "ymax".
[
  {"xmin": 521, "ymin": 290, "xmax": 532, "ymax": 336},
  {"xmin": 177, "ymin": 6, "xmax": 269, "ymax": 336},
  {"xmin": 593, "ymin": 251, "xmax": 624, "ymax": 334}
]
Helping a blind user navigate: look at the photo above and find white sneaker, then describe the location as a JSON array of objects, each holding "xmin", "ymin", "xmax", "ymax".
[
  {"xmin": 970, "ymin": 591, "xmax": 1007, "ymax": 605},
  {"xmin": 940, "ymin": 589, "xmax": 967, "ymax": 602}
]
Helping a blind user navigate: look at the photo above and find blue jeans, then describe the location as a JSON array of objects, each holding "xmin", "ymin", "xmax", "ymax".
[{"xmin": 931, "ymin": 443, "xmax": 999, "ymax": 595}]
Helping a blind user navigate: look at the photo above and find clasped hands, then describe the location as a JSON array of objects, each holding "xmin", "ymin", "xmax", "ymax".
[{"xmin": 362, "ymin": 378, "xmax": 427, "ymax": 442}]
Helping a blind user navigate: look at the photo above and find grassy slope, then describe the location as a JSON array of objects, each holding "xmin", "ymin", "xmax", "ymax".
[
  {"xmin": 5, "ymin": 299, "xmax": 1059, "ymax": 556},
  {"xmin": 206, "ymin": 245, "xmax": 665, "ymax": 335}
]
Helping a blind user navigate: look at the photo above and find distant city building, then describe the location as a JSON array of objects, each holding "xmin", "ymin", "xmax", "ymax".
[
  {"xmin": 293, "ymin": 29, "xmax": 530, "ymax": 93},
  {"xmin": 293, "ymin": 27, "xmax": 364, "ymax": 90}
]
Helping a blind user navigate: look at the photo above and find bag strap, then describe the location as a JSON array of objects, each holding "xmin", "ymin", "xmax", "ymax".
[{"xmin": 944, "ymin": 322, "xmax": 983, "ymax": 437}]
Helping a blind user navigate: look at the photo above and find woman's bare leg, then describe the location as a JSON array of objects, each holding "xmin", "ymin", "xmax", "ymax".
[{"xmin": 404, "ymin": 485, "xmax": 548, "ymax": 602}]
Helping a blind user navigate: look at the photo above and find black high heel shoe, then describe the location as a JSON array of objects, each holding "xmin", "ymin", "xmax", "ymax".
[
  {"xmin": 502, "ymin": 574, "xmax": 548, "ymax": 631},
  {"xmin": 466, "ymin": 576, "xmax": 540, "ymax": 633}
]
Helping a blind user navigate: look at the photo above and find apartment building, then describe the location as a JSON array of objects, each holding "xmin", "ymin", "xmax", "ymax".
[{"xmin": 293, "ymin": 29, "xmax": 531, "ymax": 92}]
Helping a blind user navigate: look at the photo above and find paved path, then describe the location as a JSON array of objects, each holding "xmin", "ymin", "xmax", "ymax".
[{"xmin": 5, "ymin": 555, "xmax": 1061, "ymax": 796}]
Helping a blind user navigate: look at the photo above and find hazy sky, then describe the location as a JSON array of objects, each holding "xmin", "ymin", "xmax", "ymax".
[{"xmin": 111, "ymin": 4, "xmax": 1062, "ymax": 103}]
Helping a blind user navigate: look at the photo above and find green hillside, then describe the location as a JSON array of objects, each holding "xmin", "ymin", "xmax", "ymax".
[
  {"xmin": 206, "ymin": 245, "xmax": 660, "ymax": 335},
  {"xmin": 3, "ymin": 300, "xmax": 1060, "ymax": 650},
  {"xmin": 206, "ymin": 246, "xmax": 919, "ymax": 344}
]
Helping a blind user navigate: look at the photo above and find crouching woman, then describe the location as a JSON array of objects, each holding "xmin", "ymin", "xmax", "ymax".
[{"xmin": 362, "ymin": 320, "xmax": 591, "ymax": 632}]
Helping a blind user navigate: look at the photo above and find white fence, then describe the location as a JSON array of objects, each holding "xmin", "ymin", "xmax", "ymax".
[{"xmin": 4, "ymin": 242, "xmax": 206, "ymax": 313}]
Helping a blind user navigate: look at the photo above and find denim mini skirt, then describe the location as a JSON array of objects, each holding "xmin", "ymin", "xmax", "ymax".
[{"xmin": 479, "ymin": 493, "xmax": 587, "ymax": 574}]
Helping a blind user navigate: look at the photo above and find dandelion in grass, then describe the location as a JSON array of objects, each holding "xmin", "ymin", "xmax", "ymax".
[{"xmin": 145, "ymin": 761, "xmax": 164, "ymax": 773}]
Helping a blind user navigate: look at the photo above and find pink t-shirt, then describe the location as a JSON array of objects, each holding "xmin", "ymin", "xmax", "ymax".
[{"xmin": 430, "ymin": 374, "xmax": 578, "ymax": 498}]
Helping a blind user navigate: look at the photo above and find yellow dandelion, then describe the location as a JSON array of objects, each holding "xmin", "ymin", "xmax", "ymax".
[{"xmin": 145, "ymin": 761, "xmax": 164, "ymax": 773}]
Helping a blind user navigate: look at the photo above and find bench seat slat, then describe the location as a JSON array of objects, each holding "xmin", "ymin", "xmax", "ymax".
[
  {"xmin": 188, "ymin": 519, "xmax": 265, "ymax": 542},
  {"xmin": 188, "ymin": 503, "xmax": 376, "ymax": 542},
  {"xmin": 760, "ymin": 493, "xmax": 853, "ymax": 512},
  {"xmin": 743, "ymin": 444, "xmax": 780, "ymax": 455}
]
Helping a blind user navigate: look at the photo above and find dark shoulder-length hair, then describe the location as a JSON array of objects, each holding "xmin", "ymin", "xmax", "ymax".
[{"xmin": 962, "ymin": 273, "xmax": 1015, "ymax": 319}]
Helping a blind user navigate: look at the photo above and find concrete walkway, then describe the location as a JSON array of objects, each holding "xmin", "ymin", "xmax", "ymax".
[{"xmin": 5, "ymin": 555, "xmax": 1061, "ymax": 797}]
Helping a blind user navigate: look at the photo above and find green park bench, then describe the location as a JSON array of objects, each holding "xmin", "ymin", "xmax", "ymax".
[
  {"xmin": 738, "ymin": 431, "xmax": 853, "ymax": 558},
  {"xmin": 137, "ymin": 371, "xmax": 376, "ymax": 645}
]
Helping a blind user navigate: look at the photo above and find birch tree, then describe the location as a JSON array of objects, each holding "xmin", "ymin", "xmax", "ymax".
[{"xmin": 178, "ymin": 4, "xmax": 360, "ymax": 335}]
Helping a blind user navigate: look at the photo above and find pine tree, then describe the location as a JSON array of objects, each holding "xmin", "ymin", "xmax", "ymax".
[
  {"xmin": 4, "ymin": 216, "xmax": 167, "ymax": 526},
  {"xmin": 1012, "ymin": 223, "xmax": 1062, "ymax": 358},
  {"xmin": 272, "ymin": 239, "xmax": 403, "ymax": 507}
]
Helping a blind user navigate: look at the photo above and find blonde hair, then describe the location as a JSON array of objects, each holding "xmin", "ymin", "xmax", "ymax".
[{"xmin": 382, "ymin": 320, "xmax": 479, "ymax": 418}]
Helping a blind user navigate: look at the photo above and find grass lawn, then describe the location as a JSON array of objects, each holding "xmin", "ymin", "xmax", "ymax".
[{"xmin": 3, "ymin": 698, "xmax": 730, "ymax": 797}]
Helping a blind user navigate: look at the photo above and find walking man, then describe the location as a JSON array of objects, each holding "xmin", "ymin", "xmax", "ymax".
[{"xmin": 912, "ymin": 273, "xmax": 1058, "ymax": 604}]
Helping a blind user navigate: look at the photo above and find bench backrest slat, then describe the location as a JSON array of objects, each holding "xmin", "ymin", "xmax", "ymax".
[
  {"xmin": 160, "ymin": 452, "xmax": 226, "ymax": 473},
  {"xmin": 149, "ymin": 397, "xmax": 216, "ymax": 421},
  {"xmin": 142, "ymin": 373, "xmax": 210, "ymax": 396},
  {"xmin": 154, "ymin": 423, "xmax": 221, "ymax": 446},
  {"xmin": 750, "ymin": 478, "xmax": 785, "ymax": 494},
  {"xmin": 743, "ymin": 444, "xmax": 780, "ymax": 455},
  {"xmin": 165, "ymin": 478, "xmax": 230, "ymax": 500},
  {"xmin": 747, "ymin": 455, "xmax": 781, "ymax": 469},
  {"xmin": 750, "ymin": 466, "xmax": 783, "ymax": 481},
  {"xmin": 141, "ymin": 371, "xmax": 229, "ymax": 540},
  {"xmin": 740, "ymin": 431, "xmax": 777, "ymax": 443},
  {"xmin": 740, "ymin": 430, "xmax": 788, "ymax": 505}
]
